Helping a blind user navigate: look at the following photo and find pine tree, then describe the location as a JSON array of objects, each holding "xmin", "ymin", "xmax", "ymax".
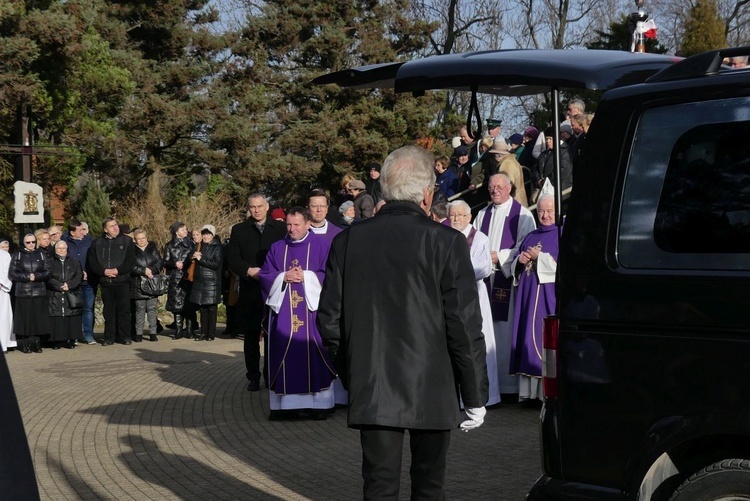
[
  {"xmin": 679, "ymin": 0, "xmax": 726, "ymax": 57},
  {"xmin": 75, "ymin": 176, "xmax": 111, "ymax": 229},
  {"xmin": 228, "ymin": 0, "xmax": 443, "ymax": 204}
]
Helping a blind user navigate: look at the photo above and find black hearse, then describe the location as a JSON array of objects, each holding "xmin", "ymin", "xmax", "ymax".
[{"xmin": 316, "ymin": 47, "xmax": 750, "ymax": 500}]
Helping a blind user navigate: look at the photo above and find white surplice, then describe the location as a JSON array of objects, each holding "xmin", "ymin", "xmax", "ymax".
[
  {"xmin": 473, "ymin": 199, "xmax": 536, "ymax": 394},
  {"xmin": 265, "ymin": 264, "xmax": 334, "ymax": 411},
  {"xmin": 461, "ymin": 226, "xmax": 501, "ymax": 406},
  {"xmin": 0, "ymin": 250, "xmax": 16, "ymax": 352}
]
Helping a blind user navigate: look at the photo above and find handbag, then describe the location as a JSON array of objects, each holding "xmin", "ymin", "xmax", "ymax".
[
  {"xmin": 140, "ymin": 274, "xmax": 168, "ymax": 296},
  {"xmin": 66, "ymin": 290, "xmax": 83, "ymax": 308}
]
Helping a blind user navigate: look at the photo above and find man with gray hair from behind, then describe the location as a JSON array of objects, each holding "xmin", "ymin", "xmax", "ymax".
[{"xmin": 318, "ymin": 145, "xmax": 489, "ymax": 500}]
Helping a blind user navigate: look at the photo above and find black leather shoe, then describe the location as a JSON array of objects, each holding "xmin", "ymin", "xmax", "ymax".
[
  {"xmin": 102, "ymin": 340, "xmax": 114, "ymax": 346},
  {"xmin": 150, "ymin": 334, "xmax": 158, "ymax": 342},
  {"xmin": 247, "ymin": 380, "xmax": 260, "ymax": 392},
  {"xmin": 122, "ymin": 339, "xmax": 132, "ymax": 345}
]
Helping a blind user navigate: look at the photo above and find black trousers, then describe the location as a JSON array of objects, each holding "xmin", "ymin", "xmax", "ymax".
[
  {"xmin": 241, "ymin": 297, "xmax": 265, "ymax": 382},
  {"xmin": 360, "ymin": 426, "xmax": 451, "ymax": 501},
  {"xmin": 200, "ymin": 304, "xmax": 217, "ymax": 338},
  {"xmin": 101, "ymin": 284, "xmax": 131, "ymax": 343}
]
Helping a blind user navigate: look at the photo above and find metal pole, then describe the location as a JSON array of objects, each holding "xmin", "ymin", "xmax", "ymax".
[{"xmin": 551, "ymin": 88, "xmax": 563, "ymax": 227}]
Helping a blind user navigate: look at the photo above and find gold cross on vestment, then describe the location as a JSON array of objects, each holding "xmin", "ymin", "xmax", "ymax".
[
  {"xmin": 290, "ymin": 290, "xmax": 304, "ymax": 308},
  {"xmin": 291, "ymin": 314, "xmax": 305, "ymax": 333},
  {"xmin": 494, "ymin": 288, "xmax": 509, "ymax": 302}
]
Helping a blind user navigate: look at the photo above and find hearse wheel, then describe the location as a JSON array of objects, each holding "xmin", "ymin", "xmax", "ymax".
[{"xmin": 670, "ymin": 459, "xmax": 750, "ymax": 500}]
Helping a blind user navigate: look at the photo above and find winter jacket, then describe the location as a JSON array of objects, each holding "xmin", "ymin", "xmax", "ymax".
[
  {"xmin": 88, "ymin": 234, "xmax": 135, "ymax": 286},
  {"xmin": 163, "ymin": 236, "xmax": 193, "ymax": 312},
  {"xmin": 353, "ymin": 191, "xmax": 375, "ymax": 219},
  {"xmin": 130, "ymin": 242, "xmax": 164, "ymax": 300},
  {"xmin": 47, "ymin": 256, "xmax": 83, "ymax": 317},
  {"xmin": 62, "ymin": 233, "xmax": 94, "ymax": 285},
  {"xmin": 189, "ymin": 237, "xmax": 222, "ymax": 306},
  {"xmin": 535, "ymin": 141, "xmax": 573, "ymax": 193},
  {"xmin": 9, "ymin": 249, "xmax": 50, "ymax": 298}
]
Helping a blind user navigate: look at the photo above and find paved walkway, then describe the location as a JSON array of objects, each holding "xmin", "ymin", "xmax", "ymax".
[{"xmin": 7, "ymin": 332, "xmax": 541, "ymax": 500}]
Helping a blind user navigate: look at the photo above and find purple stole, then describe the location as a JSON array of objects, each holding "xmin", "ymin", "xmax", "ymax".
[
  {"xmin": 466, "ymin": 226, "xmax": 477, "ymax": 250},
  {"xmin": 480, "ymin": 200, "xmax": 522, "ymax": 321}
]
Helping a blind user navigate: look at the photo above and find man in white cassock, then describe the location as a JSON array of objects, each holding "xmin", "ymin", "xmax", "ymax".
[
  {"xmin": 448, "ymin": 200, "xmax": 501, "ymax": 406},
  {"xmin": 472, "ymin": 172, "xmax": 536, "ymax": 399}
]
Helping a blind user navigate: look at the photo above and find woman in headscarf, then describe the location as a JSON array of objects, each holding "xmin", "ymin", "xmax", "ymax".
[
  {"xmin": 9, "ymin": 233, "xmax": 51, "ymax": 353},
  {"xmin": 47, "ymin": 240, "xmax": 83, "ymax": 349},
  {"xmin": 163, "ymin": 222, "xmax": 194, "ymax": 340}
]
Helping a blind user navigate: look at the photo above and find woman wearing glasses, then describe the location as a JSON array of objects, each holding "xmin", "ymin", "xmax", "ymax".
[{"xmin": 9, "ymin": 233, "xmax": 51, "ymax": 353}]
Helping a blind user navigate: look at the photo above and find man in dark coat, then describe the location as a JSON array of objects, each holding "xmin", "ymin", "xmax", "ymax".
[
  {"xmin": 318, "ymin": 145, "xmax": 489, "ymax": 500},
  {"xmin": 87, "ymin": 218, "xmax": 135, "ymax": 346},
  {"xmin": 226, "ymin": 194, "xmax": 286, "ymax": 391}
]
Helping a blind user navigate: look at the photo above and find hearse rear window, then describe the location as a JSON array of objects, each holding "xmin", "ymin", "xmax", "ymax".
[{"xmin": 618, "ymin": 97, "xmax": 750, "ymax": 271}]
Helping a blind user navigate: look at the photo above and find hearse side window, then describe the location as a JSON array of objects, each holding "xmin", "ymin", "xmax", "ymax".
[{"xmin": 618, "ymin": 97, "xmax": 750, "ymax": 271}]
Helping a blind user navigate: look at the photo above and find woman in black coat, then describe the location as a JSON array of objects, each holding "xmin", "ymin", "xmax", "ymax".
[
  {"xmin": 131, "ymin": 230, "xmax": 163, "ymax": 342},
  {"xmin": 9, "ymin": 233, "xmax": 51, "ymax": 353},
  {"xmin": 189, "ymin": 225, "xmax": 222, "ymax": 341},
  {"xmin": 163, "ymin": 222, "xmax": 193, "ymax": 340},
  {"xmin": 47, "ymin": 241, "xmax": 83, "ymax": 349}
]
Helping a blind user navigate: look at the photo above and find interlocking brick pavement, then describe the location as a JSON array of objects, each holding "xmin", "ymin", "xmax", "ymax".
[{"xmin": 7, "ymin": 332, "xmax": 541, "ymax": 500}]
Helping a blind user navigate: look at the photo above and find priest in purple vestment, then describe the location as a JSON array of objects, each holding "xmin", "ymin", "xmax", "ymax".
[
  {"xmin": 259, "ymin": 207, "xmax": 337, "ymax": 419},
  {"xmin": 510, "ymin": 192, "xmax": 559, "ymax": 402}
]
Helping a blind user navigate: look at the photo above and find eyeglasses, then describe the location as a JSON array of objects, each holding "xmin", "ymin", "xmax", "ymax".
[
  {"xmin": 308, "ymin": 205, "xmax": 328, "ymax": 209},
  {"xmin": 489, "ymin": 184, "xmax": 509, "ymax": 192},
  {"xmin": 24, "ymin": 240, "xmax": 36, "ymax": 244},
  {"xmin": 538, "ymin": 209, "xmax": 555, "ymax": 216},
  {"xmin": 449, "ymin": 213, "xmax": 471, "ymax": 218}
]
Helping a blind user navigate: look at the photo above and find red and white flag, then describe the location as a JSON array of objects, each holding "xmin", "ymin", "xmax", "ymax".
[{"xmin": 638, "ymin": 19, "xmax": 658, "ymax": 39}]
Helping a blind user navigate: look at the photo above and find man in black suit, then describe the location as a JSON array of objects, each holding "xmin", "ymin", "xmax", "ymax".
[
  {"xmin": 318, "ymin": 146, "xmax": 489, "ymax": 499},
  {"xmin": 226, "ymin": 194, "xmax": 286, "ymax": 391}
]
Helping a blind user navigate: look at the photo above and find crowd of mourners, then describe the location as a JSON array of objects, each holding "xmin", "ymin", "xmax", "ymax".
[
  {"xmin": 0, "ymin": 219, "xmax": 233, "ymax": 353},
  {"xmin": 0, "ymin": 100, "xmax": 585, "ymax": 423}
]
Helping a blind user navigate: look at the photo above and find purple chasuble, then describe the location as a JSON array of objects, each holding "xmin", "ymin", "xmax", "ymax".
[
  {"xmin": 310, "ymin": 222, "xmax": 342, "ymax": 248},
  {"xmin": 259, "ymin": 233, "xmax": 336, "ymax": 395},
  {"xmin": 510, "ymin": 224, "xmax": 559, "ymax": 377},
  {"xmin": 480, "ymin": 200, "xmax": 523, "ymax": 321}
]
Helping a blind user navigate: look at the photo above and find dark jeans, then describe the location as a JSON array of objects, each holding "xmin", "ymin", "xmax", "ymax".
[
  {"xmin": 200, "ymin": 304, "xmax": 217, "ymax": 338},
  {"xmin": 80, "ymin": 282, "xmax": 96, "ymax": 343},
  {"xmin": 100, "ymin": 284, "xmax": 131, "ymax": 343},
  {"xmin": 360, "ymin": 426, "xmax": 451, "ymax": 501}
]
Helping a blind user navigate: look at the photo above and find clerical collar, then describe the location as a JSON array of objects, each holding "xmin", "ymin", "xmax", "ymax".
[
  {"xmin": 460, "ymin": 225, "xmax": 473, "ymax": 238},
  {"xmin": 310, "ymin": 221, "xmax": 328, "ymax": 234},
  {"xmin": 289, "ymin": 231, "xmax": 311, "ymax": 243},
  {"xmin": 493, "ymin": 198, "xmax": 513, "ymax": 209}
]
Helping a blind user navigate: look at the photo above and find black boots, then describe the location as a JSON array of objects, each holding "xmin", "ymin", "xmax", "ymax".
[
  {"xmin": 186, "ymin": 318, "xmax": 196, "ymax": 340},
  {"xmin": 173, "ymin": 313, "xmax": 184, "ymax": 340},
  {"xmin": 150, "ymin": 334, "xmax": 158, "ymax": 342}
]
